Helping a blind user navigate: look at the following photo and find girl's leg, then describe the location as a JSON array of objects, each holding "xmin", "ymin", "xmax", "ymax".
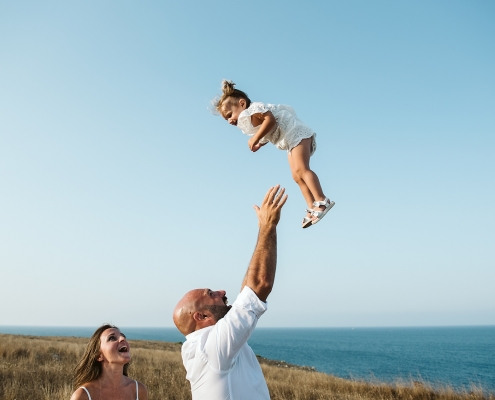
[
  {"xmin": 288, "ymin": 137, "xmax": 326, "ymax": 207},
  {"xmin": 288, "ymin": 151, "xmax": 315, "ymax": 211}
]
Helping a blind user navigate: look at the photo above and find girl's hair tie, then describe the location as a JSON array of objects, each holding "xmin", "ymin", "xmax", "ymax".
[{"xmin": 222, "ymin": 79, "xmax": 236, "ymax": 95}]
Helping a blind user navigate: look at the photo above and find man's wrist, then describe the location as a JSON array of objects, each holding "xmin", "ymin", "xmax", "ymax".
[{"xmin": 258, "ymin": 225, "xmax": 277, "ymax": 243}]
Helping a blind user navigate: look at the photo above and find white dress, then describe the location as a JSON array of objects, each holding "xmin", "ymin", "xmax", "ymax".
[{"xmin": 237, "ymin": 102, "xmax": 316, "ymax": 155}]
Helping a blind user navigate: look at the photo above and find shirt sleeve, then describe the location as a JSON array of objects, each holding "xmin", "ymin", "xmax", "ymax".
[
  {"xmin": 237, "ymin": 102, "xmax": 273, "ymax": 137},
  {"xmin": 246, "ymin": 102, "xmax": 270, "ymax": 116},
  {"xmin": 236, "ymin": 112, "xmax": 253, "ymax": 136},
  {"xmin": 201, "ymin": 286, "xmax": 267, "ymax": 372}
]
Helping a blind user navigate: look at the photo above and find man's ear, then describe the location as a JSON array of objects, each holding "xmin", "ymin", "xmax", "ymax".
[{"xmin": 193, "ymin": 311, "xmax": 206, "ymax": 322}]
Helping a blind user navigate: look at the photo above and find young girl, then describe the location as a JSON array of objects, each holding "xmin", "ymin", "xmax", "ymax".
[{"xmin": 214, "ymin": 80, "xmax": 334, "ymax": 228}]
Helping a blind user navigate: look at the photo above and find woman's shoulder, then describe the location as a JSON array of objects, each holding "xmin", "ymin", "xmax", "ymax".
[
  {"xmin": 136, "ymin": 380, "xmax": 148, "ymax": 400},
  {"xmin": 71, "ymin": 381, "xmax": 98, "ymax": 400},
  {"xmin": 126, "ymin": 377, "xmax": 148, "ymax": 400},
  {"xmin": 70, "ymin": 387, "xmax": 90, "ymax": 400}
]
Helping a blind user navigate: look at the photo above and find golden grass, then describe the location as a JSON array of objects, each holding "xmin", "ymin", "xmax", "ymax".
[{"xmin": 0, "ymin": 333, "xmax": 492, "ymax": 400}]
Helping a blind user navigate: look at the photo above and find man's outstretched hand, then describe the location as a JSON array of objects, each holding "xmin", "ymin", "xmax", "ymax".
[
  {"xmin": 243, "ymin": 185, "xmax": 288, "ymax": 301},
  {"xmin": 253, "ymin": 185, "xmax": 288, "ymax": 229}
]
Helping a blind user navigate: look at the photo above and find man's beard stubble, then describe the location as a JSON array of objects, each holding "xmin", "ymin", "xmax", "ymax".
[{"xmin": 203, "ymin": 304, "xmax": 232, "ymax": 322}]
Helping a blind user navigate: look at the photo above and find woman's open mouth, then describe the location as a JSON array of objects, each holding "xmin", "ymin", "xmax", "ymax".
[{"xmin": 118, "ymin": 345, "xmax": 128, "ymax": 353}]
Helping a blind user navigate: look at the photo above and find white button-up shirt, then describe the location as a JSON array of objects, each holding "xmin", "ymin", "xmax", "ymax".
[{"xmin": 181, "ymin": 286, "xmax": 270, "ymax": 400}]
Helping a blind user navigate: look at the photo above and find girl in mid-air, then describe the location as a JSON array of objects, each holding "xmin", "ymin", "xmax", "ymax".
[{"xmin": 214, "ymin": 80, "xmax": 334, "ymax": 228}]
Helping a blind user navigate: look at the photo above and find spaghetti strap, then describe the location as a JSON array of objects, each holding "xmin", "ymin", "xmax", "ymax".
[
  {"xmin": 79, "ymin": 387, "xmax": 92, "ymax": 400},
  {"xmin": 78, "ymin": 382, "xmax": 136, "ymax": 400}
]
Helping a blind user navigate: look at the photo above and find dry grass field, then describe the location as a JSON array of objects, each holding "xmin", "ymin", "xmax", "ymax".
[{"xmin": 0, "ymin": 333, "xmax": 492, "ymax": 400}]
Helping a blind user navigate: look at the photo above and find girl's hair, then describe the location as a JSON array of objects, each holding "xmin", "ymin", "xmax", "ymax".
[
  {"xmin": 73, "ymin": 324, "xmax": 129, "ymax": 388},
  {"xmin": 214, "ymin": 80, "xmax": 251, "ymax": 112}
]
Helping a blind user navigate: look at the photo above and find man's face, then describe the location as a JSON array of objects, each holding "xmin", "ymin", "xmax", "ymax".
[
  {"xmin": 173, "ymin": 288, "xmax": 232, "ymax": 335},
  {"xmin": 198, "ymin": 289, "xmax": 231, "ymax": 322},
  {"xmin": 203, "ymin": 304, "xmax": 231, "ymax": 321}
]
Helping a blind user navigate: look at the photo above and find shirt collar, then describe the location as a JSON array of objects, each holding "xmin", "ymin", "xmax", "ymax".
[{"xmin": 185, "ymin": 325, "xmax": 214, "ymax": 341}]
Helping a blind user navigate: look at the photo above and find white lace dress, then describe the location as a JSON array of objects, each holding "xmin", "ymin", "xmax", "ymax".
[{"xmin": 237, "ymin": 102, "xmax": 317, "ymax": 155}]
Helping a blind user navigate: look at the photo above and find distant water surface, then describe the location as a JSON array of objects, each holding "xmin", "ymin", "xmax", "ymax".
[
  {"xmin": 1, "ymin": 325, "xmax": 493, "ymax": 392},
  {"xmin": 248, "ymin": 327, "xmax": 495, "ymax": 392}
]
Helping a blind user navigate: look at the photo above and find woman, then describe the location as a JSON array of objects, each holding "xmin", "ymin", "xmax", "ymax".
[{"xmin": 70, "ymin": 324, "xmax": 148, "ymax": 400}]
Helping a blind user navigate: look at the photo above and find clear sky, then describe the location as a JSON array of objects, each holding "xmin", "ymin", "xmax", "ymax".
[{"xmin": 1, "ymin": 1, "xmax": 494, "ymax": 328}]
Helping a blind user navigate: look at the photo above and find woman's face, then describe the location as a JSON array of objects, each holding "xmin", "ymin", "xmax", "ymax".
[{"xmin": 98, "ymin": 328, "xmax": 131, "ymax": 365}]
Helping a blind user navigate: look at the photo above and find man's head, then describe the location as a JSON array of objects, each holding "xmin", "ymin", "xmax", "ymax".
[{"xmin": 173, "ymin": 289, "xmax": 231, "ymax": 336}]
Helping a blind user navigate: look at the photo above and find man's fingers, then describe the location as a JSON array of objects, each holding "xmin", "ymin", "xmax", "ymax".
[
  {"xmin": 273, "ymin": 187, "xmax": 286, "ymax": 204},
  {"xmin": 266, "ymin": 185, "xmax": 280, "ymax": 204},
  {"xmin": 277, "ymin": 194, "xmax": 288, "ymax": 209},
  {"xmin": 262, "ymin": 186, "xmax": 274, "ymax": 205},
  {"xmin": 260, "ymin": 185, "xmax": 287, "ymax": 211}
]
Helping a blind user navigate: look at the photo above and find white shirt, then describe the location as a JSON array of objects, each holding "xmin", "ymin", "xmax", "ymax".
[{"xmin": 181, "ymin": 286, "xmax": 270, "ymax": 400}]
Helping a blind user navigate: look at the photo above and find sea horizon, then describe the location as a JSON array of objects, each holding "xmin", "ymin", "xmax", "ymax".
[{"xmin": 2, "ymin": 324, "xmax": 494, "ymax": 329}]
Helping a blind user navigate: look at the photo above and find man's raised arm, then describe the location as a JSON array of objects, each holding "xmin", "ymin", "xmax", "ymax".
[{"xmin": 241, "ymin": 185, "xmax": 288, "ymax": 302}]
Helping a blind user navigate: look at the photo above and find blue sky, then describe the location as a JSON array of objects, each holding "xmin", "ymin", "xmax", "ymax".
[{"xmin": 1, "ymin": 1, "xmax": 494, "ymax": 328}]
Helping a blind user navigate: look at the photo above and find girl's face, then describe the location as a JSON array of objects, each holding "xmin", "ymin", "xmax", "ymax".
[
  {"xmin": 221, "ymin": 98, "xmax": 247, "ymax": 126},
  {"xmin": 98, "ymin": 328, "xmax": 131, "ymax": 365}
]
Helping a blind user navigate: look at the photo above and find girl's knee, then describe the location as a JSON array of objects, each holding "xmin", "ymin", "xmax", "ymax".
[
  {"xmin": 292, "ymin": 171, "xmax": 303, "ymax": 183},
  {"xmin": 293, "ymin": 165, "xmax": 310, "ymax": 178}
]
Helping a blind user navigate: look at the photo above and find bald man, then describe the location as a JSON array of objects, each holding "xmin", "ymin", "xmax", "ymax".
[{"xmin": 173, "ymin": 185, "xmax": 287, "ymax": 400}]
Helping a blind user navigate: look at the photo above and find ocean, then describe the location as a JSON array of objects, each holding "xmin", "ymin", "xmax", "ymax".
[{"xmin": 1, "ymin": 325, "xmax": 493, "ymax": 392}]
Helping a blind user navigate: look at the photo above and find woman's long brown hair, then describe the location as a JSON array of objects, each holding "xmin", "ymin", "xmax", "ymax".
[{"xmin": 73, "ymin": 324, "xmax": 129, "ymax": 388}]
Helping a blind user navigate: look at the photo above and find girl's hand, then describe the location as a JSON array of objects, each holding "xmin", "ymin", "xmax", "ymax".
[
  {"xmin": 252, "ymin": 142, "xmax": 267, "ymax": 152},
  {"xmin": 248, "ymin": 137, "xmax": 259, "ymax": 151},
  {"xmin": 247, "ymin": 111, "xmax": 276, "ymax": 152}
]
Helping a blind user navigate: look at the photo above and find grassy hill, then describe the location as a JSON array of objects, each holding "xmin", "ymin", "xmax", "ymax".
[{"xmin": 0, "ymin": 333, "xmax": 492, "ymax": 400}]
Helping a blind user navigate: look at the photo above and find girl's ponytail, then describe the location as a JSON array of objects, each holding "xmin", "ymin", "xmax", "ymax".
[{"xmin": 221, "ymin": 80, "xmax": 236, "ymax": 96}]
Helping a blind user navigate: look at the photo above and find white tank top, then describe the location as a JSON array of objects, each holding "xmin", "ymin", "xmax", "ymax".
[{"xmin": 80, "ymin": 380, "xmax": 139, "ymax": 400}]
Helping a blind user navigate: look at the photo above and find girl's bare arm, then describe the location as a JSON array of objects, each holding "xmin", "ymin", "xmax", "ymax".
[{"xmin": 248, "ymin": 111, "xmax": 277, "ymax": 150}]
